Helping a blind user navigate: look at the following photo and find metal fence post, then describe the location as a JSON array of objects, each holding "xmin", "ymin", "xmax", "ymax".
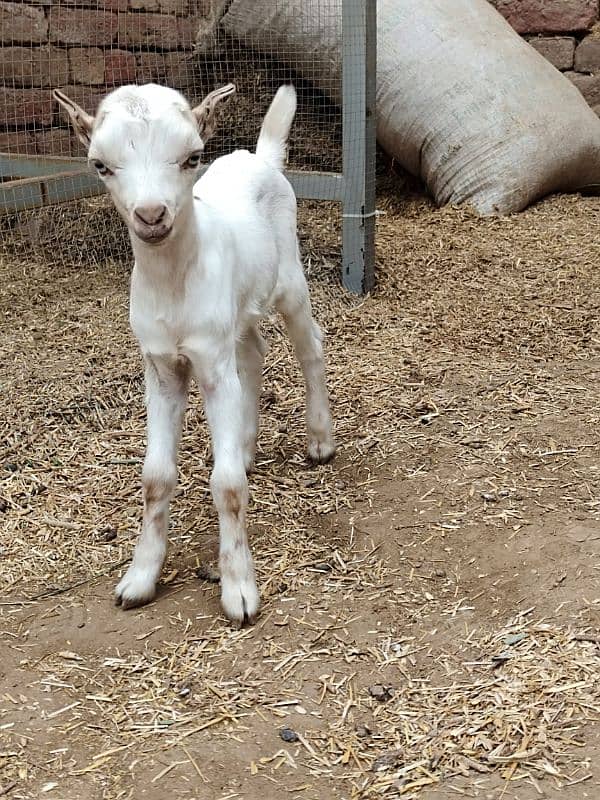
[{"xmin": 342, "ymin": 0, "xmax": 376, "ymax": 294}]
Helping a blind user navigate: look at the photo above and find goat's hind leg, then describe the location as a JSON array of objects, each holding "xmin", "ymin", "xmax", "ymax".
[
  {"xmin": 236, "ymin": 326, "xmax": 266, "ymax": 472},
  {"xmin": 276, "ymin": 271, "xmax": 336, "ymax": 464},
  {"xmin": 115, "ymin": 355, "xmax": 190, "ymax": 609}
]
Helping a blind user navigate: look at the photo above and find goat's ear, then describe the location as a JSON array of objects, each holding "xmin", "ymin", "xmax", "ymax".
[
  {"xmin": 192, "ymin": 83, "xmax": 236, "ymax": 144},
  {"xmin": 53, "ymin": 89, "xmax": 95, "ymax": 148}
]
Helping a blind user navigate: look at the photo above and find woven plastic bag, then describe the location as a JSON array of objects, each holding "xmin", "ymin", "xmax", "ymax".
[{"xmin": 219, "ymin": 0, "xmax": 600, "ymax": 214}]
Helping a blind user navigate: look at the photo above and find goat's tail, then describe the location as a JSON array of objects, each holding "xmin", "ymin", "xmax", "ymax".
[{"xmin": 256, "ymin": 85, "xmax": 297, "ymax": 171}]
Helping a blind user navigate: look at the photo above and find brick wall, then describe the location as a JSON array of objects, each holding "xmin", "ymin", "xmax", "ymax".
[
  {"xmin": 2, "ymin": 1, "xmax": 600, "ymax": 159},
  {"xmin": 0, "ymin": 0, "xmax": 205, "ymax": 156},
  {"xmin": 490, "ymin": 0, "xmax": 600, "ymax": 112}
]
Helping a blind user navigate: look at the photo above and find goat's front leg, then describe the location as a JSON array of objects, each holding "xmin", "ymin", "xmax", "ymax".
[
  {"xmin": 193, "ymin": 346, "xmax": 259, "ymax": 626},
  {"xmin": 115, "ymin": 354, "xmax": 190, "ymax": 609}
]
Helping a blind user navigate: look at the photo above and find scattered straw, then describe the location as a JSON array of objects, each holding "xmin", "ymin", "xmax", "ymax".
[{"xmin": 1, "ymin": 188, "xmax": 600, "ymax": 798}]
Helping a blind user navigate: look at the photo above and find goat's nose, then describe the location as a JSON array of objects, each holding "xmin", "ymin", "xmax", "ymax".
[{"xmin": 134, "ymin": 204, "xmax": 167, "ymax": 226}]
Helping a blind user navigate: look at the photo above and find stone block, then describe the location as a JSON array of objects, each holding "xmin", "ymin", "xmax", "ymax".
[
  {"xmin": 68, "ymin": 47, "xmax": 105, "ymax": 85},
  {"xmin": 0, "ymin": 87, "xmax": 54, "ymax": 126},
  {"xmin": 117, "ymin": 12, "xmax": 179, "ymax": 49},
  {"xmin": 104, "ymin": 49, "xmax": 137, "ymax": 86},
  {"xmin": 528, "ymin": 36, "xmax": 575, "ymax": 70},
  {"xmin": 0, "ymin": 2, "xmax": 48, "ymax": 44},
  {"xmin": 492, "ymin": 0, "xmax": 598, "ymax": 34},
  {"xmin": 49, "ymin": 9, "xmax": 119, "ymax": 46},
  {"xmin": 566, "ymin": 70, "xmax": 600, "ymax": 106},
  {"xmin": 35, "ymin": 127, "xmax": 73, "ymax": 156},
  {"xmin": 0, "ymin": 129, "xmax": 37, "ymax": 155},
  {"xmin": 575, "ymin": 36, "xmax": 600, "ymax": 72},
  {"xmin": 136, "ymin": 51, "xmax": 166, "ymax": 83}
]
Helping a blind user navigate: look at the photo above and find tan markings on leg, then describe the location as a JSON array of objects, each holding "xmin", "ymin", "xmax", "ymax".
[
  {"xmin": 147, "ymin": 508, "xmax": 167, "ymax": 528},
  {"xmin": 147, "ymin": 354, "xmax": 191, "ymax": 395},
  {"xmin": 173, "ymin": 355, "xmax": 191, "ymax": 388},
  {"xmin": 223, "ymin": 488, "xmax": 241, "ymax": 518},
  {"xmin": 143, "ymin": 477, "xmax": 170, "ymax": 507}
]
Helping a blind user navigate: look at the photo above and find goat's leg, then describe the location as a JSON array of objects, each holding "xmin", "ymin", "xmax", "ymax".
[
  {"xmin": 276, "ymin": 278, "xmax": 336, "ymax": 464},
  {"xmin": 198, "ymin": 353, "xmax": 259, "ymax": 626},
  {"xmin": 236, "ymin": 326, "xmax": 266, "ymax": 472},
  {"xmin": 115, "ymin": 355, "xmax": 190, "ymax": 609}
]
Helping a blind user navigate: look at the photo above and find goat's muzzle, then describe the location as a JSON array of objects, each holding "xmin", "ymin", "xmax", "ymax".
[
  {"xmin": 133, "ymin": 204, "xmax": 173, "ymax": 244},
  {"xmin": 133, "ymin": 204, "xmax": 172, "ymax": 244},
  {"xmin": 134, "ymin": 225, "xmax": 172, "ymax": 245}
]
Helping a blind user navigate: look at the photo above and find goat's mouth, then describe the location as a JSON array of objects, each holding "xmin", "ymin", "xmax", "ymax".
[{"xmin": 134, "ymin": 226, "xmax": 172, "ymax": 245}]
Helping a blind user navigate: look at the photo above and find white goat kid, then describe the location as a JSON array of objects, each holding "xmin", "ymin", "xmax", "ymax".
[{"xmin": 54, "ymin": 82, "xmax": 336, "ymax": 625}]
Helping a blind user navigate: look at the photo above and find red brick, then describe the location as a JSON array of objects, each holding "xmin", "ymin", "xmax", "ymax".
[
  {"xmin": 49, "ymin": 9, "xmax": 118, "ymax": 46},
  {"xmin": 0, "ymin": 129, "xmax": 37, "ymax": 155},
  {"xmin": 68, "ymin": 47, "xmax": 105, "ymax": 85},
  {"xmin": 0, "ymin": 2, "xmax": 48, "ymax": 44},
  {"xmin": 129, "ymin": 0, "xmax": 189, "ymax": 13},
  {"xmin": 0, "ymin": 46, "xmax": 69, "ymax": 88},
  {"xmin": 117, "ymin": 12, "xmax": 179, "ymax": 49},
  {"xmin": 178, "ymin": 14, "xmax": 200, "ymax": 48},
  {"xmin": 43, "ymin": 45, "xmax": 71, "ymax": 87},
  {"xmin": 159, "ymin": 0, "xmax": 189, "ymax": 14},
  {"xmin": 575, "ymin": 36, "xmax": 600, "ymax": 72},
  {"xmin": 0, "ymin": 87, "xmax": 54, "ymax": 127},
  {"xmin": 129, "ymin": 0, "xmax": 160, "ymax": 10},
  {"xmin": 566, "ymin": 70, "xmax": 600, "ymax": 105},
  {"xmin": 136, "ymin": 52, "xmax": 166, "ymax": 83},
  {"xmin": 104, "ymin": 49, "xmax": 137, "ymax": 86},
  {"xmin": 528, "ymin": 36, "xmax": 576, "ymax": 70},
  {"xmin": 492, "ymin": 0, "xmax": 598, "ymax": 34},
  {"xmin": 57, "ymin": 0, "xmax": 127, "ymax": 11},
  {"xmin": 163, "ymin": 52, "xmax": 195, "ymax": 89},
  {"xmin": 35, "ymin": 127, "xmax": 73, "ymax": 156}
]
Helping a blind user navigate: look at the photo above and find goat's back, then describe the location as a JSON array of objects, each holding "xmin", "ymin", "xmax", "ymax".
[{"xmin": 194, "ymin": 150, "xmax": 293, "ymax": 215}]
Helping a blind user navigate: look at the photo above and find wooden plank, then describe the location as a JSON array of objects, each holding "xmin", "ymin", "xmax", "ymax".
[
  {"xmin": 0, "ymin": 170, "xmax": 102, "ymax": 213},
  {"xmin": 0, "ymin": 153, "xmax": 87, "ymax": 181},
  {"xmin": 1, "ymin": 160, "xmax": 344, "ymax": 213},
  {"xmin": 0, "ymin": 180, "xmax": 44, "ymax": 212}
]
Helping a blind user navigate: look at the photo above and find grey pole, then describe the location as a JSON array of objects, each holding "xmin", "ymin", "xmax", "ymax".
[{"xmin": 342, "ymin": 0, "xmax": 376, "ymax": 293}]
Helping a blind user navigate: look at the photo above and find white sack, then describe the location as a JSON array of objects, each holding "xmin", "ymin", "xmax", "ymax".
[{"xmin": 220, "ymin": 0, "xmax": 600, "ymax": 214}]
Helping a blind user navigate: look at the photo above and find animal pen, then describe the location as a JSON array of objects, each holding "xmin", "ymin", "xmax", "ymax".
[
  {"xmin": 0, "ymin": 0, "xmax": 376, "ymax": 293},
  {"xmin": 3, "ymin": 2, "xmax": 600, "ymax": 798}
]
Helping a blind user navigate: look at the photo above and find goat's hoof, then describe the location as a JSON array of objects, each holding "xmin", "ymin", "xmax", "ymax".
[
  {"xmin": 220, "ymin": 576, "xmax": 260, "ymax": 628},
  {"xmin": 115, "ymin": 566, "xmax": 157, "ymax": 610},
  {"xmin": 308, "ymin": 437, "xmax": 336, "ymax": 465}
]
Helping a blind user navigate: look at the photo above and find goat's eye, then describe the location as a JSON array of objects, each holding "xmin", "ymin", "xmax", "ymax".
[
  {"xmin": 183, "ymin": 153, "xmax": 201, "ymax": 169},
  {"xmin": 92, "ymin": 160, "xmax": 111, "ymax": 176}
]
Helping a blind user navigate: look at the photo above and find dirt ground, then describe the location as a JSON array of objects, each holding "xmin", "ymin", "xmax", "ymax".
[{"xmin": 1, "ymin": 185, "xmax": 600, "ymax": 800}]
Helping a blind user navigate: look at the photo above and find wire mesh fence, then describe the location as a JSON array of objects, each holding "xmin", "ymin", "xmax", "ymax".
[{"xmin": 0, "ymin": 0, "xmax": 375, "ymax": 291}]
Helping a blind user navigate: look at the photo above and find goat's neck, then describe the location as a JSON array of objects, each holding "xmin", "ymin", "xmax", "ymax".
[{"xmin": 130, "ymin": 200, "xmax": 201, "ymax": 291}]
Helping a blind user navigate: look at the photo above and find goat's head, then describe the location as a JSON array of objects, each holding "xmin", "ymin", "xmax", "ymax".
[{"xmin": 53, "ymin": 83, "xmax": 235, "ymax": 246}]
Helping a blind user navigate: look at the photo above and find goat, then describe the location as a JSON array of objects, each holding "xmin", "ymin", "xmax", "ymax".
[{"xmin": 53, "ymin": 82, "xmax": 336, "ymax": 626}]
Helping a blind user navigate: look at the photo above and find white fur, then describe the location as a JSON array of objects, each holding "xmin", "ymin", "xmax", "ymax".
[{"xmin": 57, "ymin": 83, "xmax": 335, "ymax": 625}]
